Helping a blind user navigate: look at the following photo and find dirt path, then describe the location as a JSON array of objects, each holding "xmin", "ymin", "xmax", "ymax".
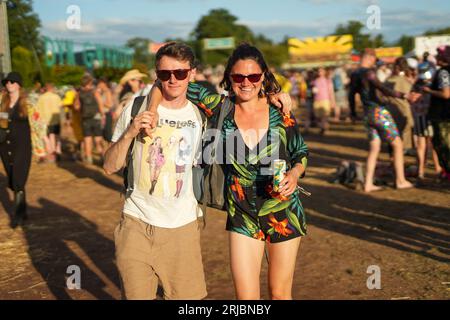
[{"xmin": 0, "ymin": 121, "xmax": 449, "ymax": 300}]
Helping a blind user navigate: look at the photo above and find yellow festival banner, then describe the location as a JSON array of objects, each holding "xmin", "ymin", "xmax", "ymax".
[
  {"xmin": 374, "ymin": 47, "xmax": 403, "ymax": 63},
  {"xmin": 288, "ymin": 35, "xmax": 353, "ymax": 67}
]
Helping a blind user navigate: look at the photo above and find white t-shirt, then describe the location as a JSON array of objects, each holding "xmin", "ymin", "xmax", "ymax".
[{"xmin": 112, "ymin": 99, "xmax": 202, "ymax": 228}]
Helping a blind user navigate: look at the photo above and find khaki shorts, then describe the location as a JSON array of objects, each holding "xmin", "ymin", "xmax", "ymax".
[{"xmin": 114, "ymin": 214, "xmax": 207, "ymax": 300}]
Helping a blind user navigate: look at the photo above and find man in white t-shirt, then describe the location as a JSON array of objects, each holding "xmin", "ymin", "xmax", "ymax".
[{"xmin": 103, "ymin": 42, "xmax": 206, "ymax": 300}]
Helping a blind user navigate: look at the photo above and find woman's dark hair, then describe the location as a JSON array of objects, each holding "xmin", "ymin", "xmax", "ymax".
[
  {"xmin": 0, "ymin": 87, "xmax": 28, "ymax": 117},
  {"xmin": 220, "ymin": 43, "xmax": 281, "ymax": 98}
]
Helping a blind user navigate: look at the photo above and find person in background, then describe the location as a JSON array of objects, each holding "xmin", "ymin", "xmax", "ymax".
[
  {"xmin": 194, "ymin": 63, "xmax": 218, "ymax": 94},
  {"xmin": 348, "ymin": 49, "xmax": 413, "ymax": 192},
  {"xmin": 35, "ymin": 83, "xmax": 63, "ymax": 162},
  {"xmin": 303, "ymin": 69, "xmax": 316, "ymax": 133},
  {"xmin": 97, "ymin": 78, "xmax": 114, "ymax": 143},
  {"xmin": 27, "ymin": 81, "xmax": 48, "ymax": 162},
  {"xmin": 384, "ymin": 57, "xmax": 415, "ymax": 153},
  {"xmin": 288, "ymin": 70, "xmax": 300, "ymax": 109},
  {"xmin": 115, "ymin": 69, "xmax": 148, "ymax": 119},
  {"xmin": 312, "ymin": 67, "xmax": 335, "ymax": 135},
  {"xmin": 376, "ymin": 60, "xmax": 392, "ymax": 83},
  {"xmin": 0, "ymin": 72, "xmax": 33, "ymax": 228},
  {"xmin": 271, "ymin": 67, "xmax": 292, "ymax": 94},
  {"xmin": 74, "ymin": 74, "xmax": 104, "ymax": 164},
  {"xmin": 63, "ymin": 87, "xmax": 84, "ymax": 161},
  {"xmin": 423, "ymin": 45, "xmax": 450, "ymax": 182},
  {"xmin": 409, "ymin": 62, "xmax": 442, "ymax": 181},
  {"xmin": 332, "ymin": 66, "xmax": 350, "ymax": 122},
  {"xmin": 296, "ymin": 71, "xmax": 308, "ymax": 109}
]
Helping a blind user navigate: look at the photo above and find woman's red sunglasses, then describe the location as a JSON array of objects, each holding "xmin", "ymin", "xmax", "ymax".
[
  {"xmin": 230, "ymin": 73, "xmax": 263, "ymax": 83},
  {"xmin": 156, "ymin": 69, "xmax": 191, "ymax": 81}
]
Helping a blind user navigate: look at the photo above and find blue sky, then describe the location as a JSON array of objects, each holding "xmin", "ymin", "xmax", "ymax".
[{"xmin": 33, "ymin": 0, "xmax": 450, "ymax": 46}]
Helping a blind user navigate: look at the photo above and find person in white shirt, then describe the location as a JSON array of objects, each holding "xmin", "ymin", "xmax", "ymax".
[{"xmin": 103, "ymin": 42, "xmax": 207, "ymax": 300}]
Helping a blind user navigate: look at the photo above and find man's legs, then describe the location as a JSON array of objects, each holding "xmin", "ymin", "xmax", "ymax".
[
  {"xmin": 115, "ymin": 214, "xmax": 159, "ymax": 300},
  {"xmin": 155, "ymin": 220, "xmax": 207, "ymax": 300},
  {"xmin": 391, "ymin": 137, "xmax": 413, "ymax": 189},
  {"xmin": 84, "ymin": 136, "xmax": 93, "ymax": 164},
  {"xmin": 364, "ymin": 138, "xmax": 381, "ymax": 192},
  {"xmin": 416, "ymin": 136, "xmax": 426, "ymax": 179}
]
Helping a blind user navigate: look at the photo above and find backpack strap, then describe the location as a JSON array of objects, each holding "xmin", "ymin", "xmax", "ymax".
[
  {"xmin": 124, "ymin": 95, "xmax": 146, "ymax": 197},
  {"xmin": 192, "ymin": 104, "xmax": 207, "ymax": 167},
  {"xmin": 200, "ymin": 97, "xmax": 233, "ymax": 227}
]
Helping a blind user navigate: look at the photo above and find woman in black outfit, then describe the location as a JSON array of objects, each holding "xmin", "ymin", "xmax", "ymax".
[{"xmin": 0, "ymin": 72, "xmax": 32, "ymax": 228}]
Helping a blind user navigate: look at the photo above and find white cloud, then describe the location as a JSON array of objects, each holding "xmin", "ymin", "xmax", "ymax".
[
  {"xmin": 41, "ymin": 18, "xmax": 195, "ymax": 45},
  {"xmin": 40, "ymin": 7, "xmax": 450, "ymax": 45}
]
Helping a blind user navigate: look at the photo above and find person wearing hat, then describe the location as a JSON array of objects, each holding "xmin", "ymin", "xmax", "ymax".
[
  {"xmin": 422, "ymin": 45, "xmax": 450, "ymax": 181},
  {"xmin": 114, "ymin": 69, "xmax": 148, "ymax": 119},
  {"xmin": 0, "ymin": 72, "xmax": 32, "ymax": 228}
]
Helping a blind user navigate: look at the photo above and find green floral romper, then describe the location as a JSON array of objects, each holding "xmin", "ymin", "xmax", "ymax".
[{"xmin": 187, "ymin": 82, "xmax": 309, "ymax": 243}]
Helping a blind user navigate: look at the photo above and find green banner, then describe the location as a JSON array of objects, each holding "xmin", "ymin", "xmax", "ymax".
[{"xmin": 203, "ymin": 37, "xmax": 235, "ymax": 50}]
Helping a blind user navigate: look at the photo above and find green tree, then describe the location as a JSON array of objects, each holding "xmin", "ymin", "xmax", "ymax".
[
  {"xmin": 126, "ymin": 37, "xmax": 154, "ymax": 68},
  {"xmin": 7, "ymin": 0, "xmax": 42, "ymax": 55},
  {"xmin": 423, "ymin": 27, "xmax": 450, "ymax": 36},
  {"xmin": 11, "ymin": 46, "xmax": 34, "ymax": 87},
  {"xmin": 333, "ymin": 21, "xmax": 372, "ymax": 51},
  {"xmin": 191, "ymin": 8, "xmax": 255, "ymax": 65},
  {"xmin": 395, "ymin": 35, "xmax": 414, "ymax": 54},
  {"xmin": 254, "ymin": 35, "xmax": 288, "ymax": 67},
  {"xmin": 372, "ymin": 34, "xmax": 385, "ymax": 48},
  {"xmin": 49, "ymin": 65, "xmax": 86, "ymax": 86}
]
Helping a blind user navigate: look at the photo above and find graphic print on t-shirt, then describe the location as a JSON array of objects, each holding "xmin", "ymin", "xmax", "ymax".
[{"xmin": 136, "ymin": 117, "xmax": 196, "ymax": 199}]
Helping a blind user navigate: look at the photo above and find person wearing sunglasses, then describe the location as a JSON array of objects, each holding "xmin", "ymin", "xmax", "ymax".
[
  {"xmin": 145, "ymin": 43, "xmax": 308, "ymax": 300},
  {"xmin": 0, "ymin": 72, "xmax": 33, "ymax": 228},
  {"xmin": 104, "ymin": 42, "xmax": 208, "ymax": 300}
]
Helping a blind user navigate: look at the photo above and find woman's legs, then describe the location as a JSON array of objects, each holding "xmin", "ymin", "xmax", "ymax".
[
  {"xmin": 229, "ymin": 232, "xmax": 265, "ymax": 300},
  {"xmin": 416, "ymin": 136, "xmax": 426, "ymax": 179},
  {"xmin": 267, "ymin": 237, "xmax": 301, "ymax": 300},
  {"xmin": 391, "ymin": 137, "xmax": 413, "ymax": 189},
  {"xmin": 427, "ymin": 137, "xmax": 443, "ymax": 175},
  {"xmin": 84, "ymin": 136, "xmax": 93, "ymax": 163},
  {"xmin": 364, "ymin": 138, "xmax": 382, "ymax": 192}
]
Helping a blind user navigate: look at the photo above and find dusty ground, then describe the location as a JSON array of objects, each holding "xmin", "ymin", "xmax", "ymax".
[{"xmin": 0, "ymin": 116, "xmax": 449, "ymax": 300}]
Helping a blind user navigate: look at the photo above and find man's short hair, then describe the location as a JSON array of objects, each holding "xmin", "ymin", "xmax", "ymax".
[{"xmin": 155, "ymin": 42, "xmax": 195, "ymax": 69}]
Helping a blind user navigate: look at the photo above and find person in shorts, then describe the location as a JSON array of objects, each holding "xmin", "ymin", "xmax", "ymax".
[
  {"xmin": 103, "ymin": 42, "xmax": 207, "ymax": 300},
  {"xmin": 75, "ymin": 75, "xmax": 104, "ymax": 164}
]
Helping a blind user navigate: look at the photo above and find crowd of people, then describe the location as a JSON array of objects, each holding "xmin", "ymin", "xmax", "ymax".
[{"xmin": 273, "ymin": 47, "xmax": 450, "ymax": 189}]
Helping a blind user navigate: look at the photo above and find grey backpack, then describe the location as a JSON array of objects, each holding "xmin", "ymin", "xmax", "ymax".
[{"xmin": 192, "ymin": 97, "xmax": 233, "ymax": 225}]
